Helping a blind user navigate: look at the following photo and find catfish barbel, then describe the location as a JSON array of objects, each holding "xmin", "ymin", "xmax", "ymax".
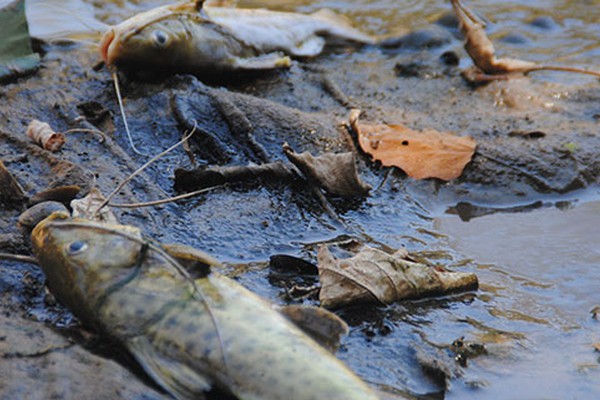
[
  {"xmin": 99, "ymin": 0, "xmax": 375, "ymax": 77},
  {"xmin": 31, "ymin": 211, "xmax": 380, "ymax": 400}
]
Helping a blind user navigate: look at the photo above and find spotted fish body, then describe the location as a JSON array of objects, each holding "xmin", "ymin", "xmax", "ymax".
[
  {"xmin": 31, "ymin": 213, "xmax": 379, "ymax": 400},
  {"xmin": 100, "ymin": 0, "xmax": 374, "ymax": 77}
]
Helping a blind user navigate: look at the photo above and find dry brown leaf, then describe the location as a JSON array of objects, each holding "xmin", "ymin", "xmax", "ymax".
[
  {"xmin": 451, "ymin": 0, "xmax": 600, "ymax": 82},
  {"xmin": 0, "ymin": 160, "xmax": 26, "ymax": 206},
  {"xmin": 349, "ymin": 110, "xmax": 476, "ymax": 181},
  {"xmin": 283, "ymin": 143, "xmax": 371, "ymax": 197},
  {"xmin": 71, "ymin": 188, "xmax": 117, "ymax": 223},
  {"xmin": 317, "ymin": 245, "xmax": 478, "ymax": 309}
]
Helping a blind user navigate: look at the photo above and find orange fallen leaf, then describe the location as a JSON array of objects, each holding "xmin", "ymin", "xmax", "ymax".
[{"xmin": 349, "ymin": 110, "xmax": 476, "ymax": 181}]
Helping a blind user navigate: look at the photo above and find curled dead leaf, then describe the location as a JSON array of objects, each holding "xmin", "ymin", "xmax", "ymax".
[
  {"xmin": 349, "ymin": 110, "xmax": 476, "ymax": 181},
  {"xmin": 26, "ymin": 120, "xmax": 65, "ymax": 152},
  {"xmin": 317, "ymin": 245, "xmax": 478, "ymax": 309},
  {"xmin": 71, "ymin": 188, "xmax": 117, "ymax": 223},
  {"xmin": 283, "ymin": 143, "xmax": 371, "ymax": 197}
]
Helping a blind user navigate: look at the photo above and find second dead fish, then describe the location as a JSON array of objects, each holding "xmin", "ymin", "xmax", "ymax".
[{"xmin": 100, "ymin": 0, "xmax": 375, "ymax": 77}]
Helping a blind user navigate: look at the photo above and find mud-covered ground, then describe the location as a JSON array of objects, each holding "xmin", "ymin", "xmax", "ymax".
[{"xmin": 2, "ymin": 2, "xmax": 600, "ymax": 399}]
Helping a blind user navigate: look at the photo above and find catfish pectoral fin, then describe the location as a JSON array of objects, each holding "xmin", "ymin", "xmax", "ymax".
[
  {"xmin": 128, "ymin": 336, "xmax": 212, "ymax": 400},
  {"xmin": 232, "ymin": 53, "xmax": 292, "ymax": 70}
]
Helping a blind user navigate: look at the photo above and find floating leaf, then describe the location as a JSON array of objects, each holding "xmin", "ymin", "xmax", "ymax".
[
  {"xmin": 0, "ymin": 0, "xmax": 39, "ymax": 82},
  {"xmin": 317, "ymin": 245, "xmax": 478, "ymax": 309},
  {"xmin": 349, "ymin": 110, "xmax": 476, "ymax": 181},
  {"xmin": 283, "ymin": 143, "xmax": 371, "ymax": 197}
]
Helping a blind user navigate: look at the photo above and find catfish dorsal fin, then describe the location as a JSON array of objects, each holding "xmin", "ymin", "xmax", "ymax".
[
  {"xmin": 161, "ymin": 243, "xmax": 222, "ymax": 279},
  {"xmin": 276, "ymin": 305, "xmax": 349, "ymax": 353}
]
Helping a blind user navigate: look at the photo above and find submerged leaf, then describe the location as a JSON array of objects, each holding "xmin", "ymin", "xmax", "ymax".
[
  {"xmin": 350, "ymin": 110, "xmax": 476, "ymax": 181},
  {"xmin": 0, "ymin": 0, "xmax": 39, "ymax": 81},
  {"xmin": 317, "ymin": 245, "xmax": 478, "ymax": 309},
  {"xmin": 283, "ymin": 143, "xmax": 371, "ymax": 197}
]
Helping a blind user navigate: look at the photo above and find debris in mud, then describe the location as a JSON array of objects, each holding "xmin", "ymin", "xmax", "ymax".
[
  {"xmin": 174, "ymin": 162, "xmax": 297, "ymax": 191},
  {"xmin": 18, "ymin": 201, "xmax": 69, "ymax": 232},
  {"xmin": 29, "ymin": 185, "xmax": 81, "ymax": 206},
  {"xmin": 317, "ymin": 245, "xmax": 478, "ymax": 309},
  {"xmin": 414, "ymin": 345, "xmax": 459, "ymax": 390},
  {"xmin": 26, "ymin": 120, "xmax": 66, "ymax": 152},
  {"xmin": 451, "ymin": 0, "xmax": 600, "ymax": 84},
  {"xmin": 283, "ymin": 144, "xmax": 371, "ymax": 198},
  {"xmin": 450, "ymin": 336, "xmax": 487, "ymax": 367},
  {"xmin": 0, "ymin": 0, "xmax": 40, "ymax": 82},
  {"xmin": 349, "ymin": 110, "xmax": 476, "ymax": 181},
  {"xmin": 175, "ymin": 144, "xmax": 371, "ymax": 199},
  {"xmin": 0, "ymin": 160, "xmax": 27, "ymax": 206},
  {"xmin": 276, "ymin": 305, "xmax": 349, "ymax": 352},
  {"xmin": 591, "ymin": 306, "xmax": 600, "ymax": 320},
  {"xmin": 71, "ymin": 188, "xmax": 118, "ymax": 223},
  {"xmin": 508, "ymin": 130, "xmax": 546, "ymax": 140}
]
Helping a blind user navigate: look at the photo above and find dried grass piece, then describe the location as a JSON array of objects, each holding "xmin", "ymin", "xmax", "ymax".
[{"xmin": 26, "ymin": 120, "xmax": 65, "ymax": 152}]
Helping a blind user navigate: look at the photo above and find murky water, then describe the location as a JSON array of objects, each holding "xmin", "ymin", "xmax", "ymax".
[
  {"xmin": 433, "ymin": 194, "xmax": 600, "ymax": 399},
  {"xmin": 16, "ymin": 0, "xmax": 600, "ymax": 399}
]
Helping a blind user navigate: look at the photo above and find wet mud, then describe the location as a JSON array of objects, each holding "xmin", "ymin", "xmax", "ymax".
[{"xmin": 1, "ymin": 2, "xmax": 600, "ymax": 399}]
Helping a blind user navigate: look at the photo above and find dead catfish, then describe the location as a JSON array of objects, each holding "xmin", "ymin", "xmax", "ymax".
[
  {"xmin": 31, "ymin": 212, "xmax": 379, "ymax": 400},
  {"xmin": 100, "ymin": 0, "xmax": 374, "ymax": 77}
]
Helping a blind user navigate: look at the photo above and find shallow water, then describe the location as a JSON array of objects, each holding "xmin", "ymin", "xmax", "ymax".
[
  {"xmin": 14, "ymin": 0, "xmax": 600, "ymax": 399},
  {"xmin": 434, "ymin": 194, "xmax": 600, "ymax": 399}
]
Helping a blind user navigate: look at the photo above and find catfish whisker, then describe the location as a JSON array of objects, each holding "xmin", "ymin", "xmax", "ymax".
[
  {"xmin": 112, "ymin": 71, "xmax": 147, "ymax": 156},
  {"xmin": 33, "ymin": 2, "xmax": 110, "ymax": 33},
  {"xmin": 109, "ymin": 186, "xmax": 218, "ymax": 208},
  {"xmin": 94, "ymin": 123, "xmax": 198, "ymax": 216}
]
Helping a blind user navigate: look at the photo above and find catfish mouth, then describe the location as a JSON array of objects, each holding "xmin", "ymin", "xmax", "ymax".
[{"xmin": 100, "ymin": 29, "xmax": 116, "ymax": 65}]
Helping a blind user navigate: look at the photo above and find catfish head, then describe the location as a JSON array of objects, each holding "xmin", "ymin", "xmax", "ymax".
[
  {"xmin": 99, "ymin": 0, "xmax": 238, "ymax": 77},
  {"xmin": 31, "ymin": 212, "xmax": 145, "ymax": 329}
]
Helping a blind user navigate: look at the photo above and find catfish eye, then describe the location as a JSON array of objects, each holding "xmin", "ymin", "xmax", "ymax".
[
  {"xmin": 152, "ymin": 30, "xmax": 168, "ymax": 46},
  {"xmin": 67, "ymin": 240, "xmax": 88, "ymax": 255}
]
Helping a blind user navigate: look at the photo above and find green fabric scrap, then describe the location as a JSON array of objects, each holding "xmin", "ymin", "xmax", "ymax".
[{"xmin": 0, "ymin": 0, "xmax": 40, "ymax": 82}]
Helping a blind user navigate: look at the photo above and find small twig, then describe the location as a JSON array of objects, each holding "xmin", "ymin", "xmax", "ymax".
[
  {"xmin": 61, "ymin": 128, "xmax": 107, "ymax": 143},
  {"xmin": 95, "ymin": 123, "xmax": 197, "ymax": 216},
  {"xmin": 0, "ymin": 252, "xmax": 38, "ymax": 264},
  {"xmin": 112, "ymin": 71, "xmax": 147, "ymax": 156},
  {"xmin": 109, "ymin": 186, "xmax": 218, "ymax": 208}
]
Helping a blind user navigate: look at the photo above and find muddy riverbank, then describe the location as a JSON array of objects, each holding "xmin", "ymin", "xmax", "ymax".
[{"xmin": 1, "ymin": 1, "xmax": 600, "ymax": 398}]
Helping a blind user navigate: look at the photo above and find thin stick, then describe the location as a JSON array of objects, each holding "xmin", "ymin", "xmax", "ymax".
[
  {"xmin": 0, "ymin": 253, "xmax": 38, "ymax": 264},
  {"xmin": 526, "ymin": 65, "xmax": 600, "ymax": 78},
  {"xmin": 61, "ymin": 128, "xmax": 107, "ymax": 143},
  {"xmin": 109, "ymin": 186, "xmax": 218, "ymax": 208},
  {"xmin": 112, "ymin": 72, "xmax": 147, "ymax": 156},
  {"xmin": 94, "ymin": 123, "xmax": 197, "ymax": 216}
]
